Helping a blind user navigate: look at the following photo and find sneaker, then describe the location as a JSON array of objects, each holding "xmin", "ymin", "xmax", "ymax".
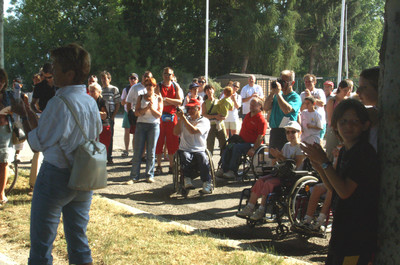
[
  {"xmin": 250, "ymin": 207, "xmax": 265, "ymax": 221},
  {"xmin": 127, "ymin": 159, "xmax": 133, "ymax": 165},
  {"xmin": 215, "ymin": 168, "xmax": 224, "ymax": 178},
  {"xmin": 155, "ymin": 166, "xmax": 162, "ymax": 175},
  {"xmin": 222, "ymin": 170, "xmax": 235, "ymax": 179},
  {"xmin": 121, "ymin": 150, "xmax": 129, "ymax": 157},
  {"xmin": 123, "ymin": 179, "xmax": 139, "ymax": 185},
  {"xmin": 146, "ymin": 177, "xmax": 155, "ymax": 183},
  {"xmin": 107, "ymin": 159, "xmax": 114, "ymax": 166},
  {"xmin": 199, "ymin": 182, "xmax": 212, "ymax": 194},
  {"xmin": 184, "ymin": 177, "xmax": 195, "ymax": 189},
  {"xmin": 236, "ymin": 205, "xmax": 254, "ymax": 218}
]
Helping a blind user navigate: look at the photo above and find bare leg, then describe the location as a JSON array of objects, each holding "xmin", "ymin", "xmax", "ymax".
[
  {"xmin": 0, "ymin": 163, "xmax": 8, "ymax": 200},
  {"xmin": 124, "ymin": 128, "xmax": 130, "ymax": 152},
  {"xmin": 320, "ymin": 190, "xmax": 332, "ymax": 216},
  {"xmin": 306, "ymin": 183, "xmax": 327, "ymax": 217},
  {"xmin": 248, "ymin": 192, "xmax": 260, "ymax": 205},
  {"xmin": 168, "ymin": 154, "xmax": 174, "ymax": 168},
  {"xmin": 156, "ymin": 154, "xmax": 162, "ymax": 167}
]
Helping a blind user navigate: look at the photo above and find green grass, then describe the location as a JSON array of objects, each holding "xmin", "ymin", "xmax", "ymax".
[{"xmin": 1, "ymin": 173, "xmax": 289, "ymax": 265}]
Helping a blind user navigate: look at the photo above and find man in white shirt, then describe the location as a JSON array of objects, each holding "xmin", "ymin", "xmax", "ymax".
[
  {"xmin": 240, "ymin": 75, "xmax": 264, "ymax": 116},
  {"xmin": 173, "ymin": 98, "xmax": 212, "ymax": 194},
  {"xmin": 300, "ymin": 74, "xmax": 327, "ymax": 138},
  {"xmin": 126, "ymin": 71, "xmax": 153, "ymax": 130},
  {"xmin": 13, "ymin": 43, "xmax": 102, "ymax": 265}
]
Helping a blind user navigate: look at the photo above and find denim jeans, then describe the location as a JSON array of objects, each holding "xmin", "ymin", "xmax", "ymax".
[
  {"xmin": 130, "ymin": 122, "xmax": 160, "ymax": 180},
  {"xmin": 221, "ymin": 142, "xmax": 251, "ymax": 172},
  {"xmin": 29, "ymin": 161, "xmax": 93, "ymax": 265},
  {"xmin": 178, "ymin": 150, "xmax": 211, "ymax": 183}
]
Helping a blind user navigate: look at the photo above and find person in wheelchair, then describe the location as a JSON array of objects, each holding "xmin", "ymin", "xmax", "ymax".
[
  {"xmin": 173, "ymin": 98, "xmax": 212, "ymax": 194},
  {"xmin": 237, "ymin": 121, "xmax": 305, "ymax": 220},
  {"xmin": 216, "ymin": 98, "xmax": 268, "ymax": 179}
]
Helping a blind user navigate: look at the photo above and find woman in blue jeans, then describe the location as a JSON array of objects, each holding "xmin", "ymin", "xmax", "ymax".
[{"xmin": 126, "ymin": 77, "xmax": 162, "ymax": 183}]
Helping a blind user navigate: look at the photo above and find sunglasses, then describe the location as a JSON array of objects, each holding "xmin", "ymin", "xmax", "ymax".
[
  {"xmin": 285, "ymin": 130, "xmax": 298, "ymax": 135},
  {"xmin": 129, "ymin": 77, "xmax": 137, "ymax": 80},
  {"xmin": 163, "ymin": 73, "xmax": 172, "ymax": 76},
  {"xmin": 198, "ymin": 81, "xmax": 205, "ymax": 84},
  {"xmin": 45, "ymin": 76, "xmax": 53, "ymax": 80},
  {"xmin": 233, "ymin": 85, "xmax": 239, "ymax": 88}
]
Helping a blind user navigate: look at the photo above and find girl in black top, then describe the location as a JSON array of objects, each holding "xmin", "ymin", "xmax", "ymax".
[{"xmin": 301, "ymin": 99, "xmax": 379, "ymax": 265}]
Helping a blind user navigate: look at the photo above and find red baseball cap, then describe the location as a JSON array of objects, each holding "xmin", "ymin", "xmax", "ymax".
[
  {"xmin": 186, "ymin": 98, "xmax": 201, "ymax": 108},
  {"xmin": 324, "ymin": 81, "xmax": 334, "ymax": 87}
]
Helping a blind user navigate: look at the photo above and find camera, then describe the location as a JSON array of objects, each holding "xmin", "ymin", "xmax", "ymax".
[
  {"xmin": 176, "ymin": 106, "xmax": 182, "ymax": 113},
  {"xmin": 271, "ymin": 79, "xmax": 285, "ymax": 89}
]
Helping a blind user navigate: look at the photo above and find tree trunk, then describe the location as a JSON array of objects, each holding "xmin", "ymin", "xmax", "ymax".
[
  {"xmin": 241, "ymin": 55, "xmax": 249, "ymax": 73},
  {"xmin": 376, "ymin": 0, "xmax": 400, "ymax": 263},
  {"xmin": 309, "ymin": 45, "xmax": 316, "ymax": 74}
]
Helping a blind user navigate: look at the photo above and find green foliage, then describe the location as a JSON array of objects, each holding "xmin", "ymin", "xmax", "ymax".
[{"xmin": 3, "ymin": 0, "xmax": 384, "ymax": 90}]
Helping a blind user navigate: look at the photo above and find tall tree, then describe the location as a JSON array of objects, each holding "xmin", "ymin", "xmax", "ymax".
[{"xmin": 376, "ymin": 0, "xmax": 400, "ymax": 263}]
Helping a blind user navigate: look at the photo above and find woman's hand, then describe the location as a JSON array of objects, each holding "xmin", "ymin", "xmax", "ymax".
[{"xmin": 300, "ymin": 142, "xmax": 329, "ymax": 165}]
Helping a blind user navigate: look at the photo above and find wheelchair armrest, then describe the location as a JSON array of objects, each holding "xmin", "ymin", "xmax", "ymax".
[{"xmin": 293, "ymin": 170, "xmax": 311, "ymax": 176}]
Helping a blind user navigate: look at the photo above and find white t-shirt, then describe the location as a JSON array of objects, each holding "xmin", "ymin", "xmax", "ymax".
[
  {"xmin": 179, "ymin": 116, "xmax": 210, "ymax": 152},
  {"xmin": 300, "ymin": 88, "xmax": 326, "ymax": 124},
  {"xmin": 240, "ymin": 84, "xmax": 264, "ymax": 114},
  {"xmin": 137, "ymin": 94, "xmax": 161, "ymax": 124},
  {"xmin": 220, "ymin": 93, "xmax": 242, "ymax": 122},
  {"xmin": 300, "ymin": 110, "xmax": 323, "ymax": 144},
  {"xmin": 126, "ymin": 83, "xmax": 147, "ymax": 111},
  {"xmin": 281, "ymin": 142, "xmax": 303, "ymax": 170}
]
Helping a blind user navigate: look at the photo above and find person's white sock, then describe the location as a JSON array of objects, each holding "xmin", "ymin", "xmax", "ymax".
[
  {"xmin": 316, "ymin": 213, "xmax": 327, "ymax": 225},
  {"xmin": 258, "ymin": 205, "xmax": 265, "ymax": 211},
  {"xmin": 303, "ymin": 215, "xmax": 313, "ymax": 224},
  {"xmin": 247, "ymin": 203, "xmax": 255, "ymax": 209}
]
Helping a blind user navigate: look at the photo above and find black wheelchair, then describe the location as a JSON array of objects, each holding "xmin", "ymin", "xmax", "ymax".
[
  {"xmin": 172, "ymin": 149, "xmax": 216, "ymax": 197},
  {"xmin": 237, "ymin": 159, "xmax": 320, "ymax": 239},
  {"xmin": 217, "ymin": 141, "xmax": 273, "ymax": 182}
]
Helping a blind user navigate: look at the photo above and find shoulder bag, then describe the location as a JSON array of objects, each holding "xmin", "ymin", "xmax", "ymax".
[{"xmin": 59, "ymin": 96, "xmax": 108, "ymax": 191}]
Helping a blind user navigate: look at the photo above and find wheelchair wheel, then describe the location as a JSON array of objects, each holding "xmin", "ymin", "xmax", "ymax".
[
  {"xmin": 205, "ymin": 149, "xmax": 216, "ymax": 189},
  {"xmin": 5, "ymin": 160, "xmax": 19, "ymax": 196},
  {"xmin": 287, "ymin": 176, "xmax": 319, "ymax": 225},
  {"xmin": 251, "ymin": 145, "xmax": 273, "ymax": 179},
  {"xmin": 172, "ymin": 152, "xmax": 182, "ymax": 193}
]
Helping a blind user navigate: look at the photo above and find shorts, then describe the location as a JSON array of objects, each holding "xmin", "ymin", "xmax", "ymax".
[
  {"xmin": 122, "ymin": 111, "xmax": 130, "ymax": 129},
  {"xmin": 269, "ymin": 128, "xmax": 287, "ymax": 158},
  {"xmin": 225, "ymin": 121, "xmax": 240, "ymax": 131}
]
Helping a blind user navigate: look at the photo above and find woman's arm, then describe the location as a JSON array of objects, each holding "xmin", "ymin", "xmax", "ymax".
[
  {"xmin": 326, "ymin": 97, "xmax": 334, "ymax": 126},
  {"xmin": 99, "ymin": 106, "xmax": 107, "ymax": 120},
  {"xmin": 301, "ymin": 143, "xmax": 358, "ymax": 198},
  {"xmin": 135, "ymin": 95, "xmax": 147, "ymax": 117},
  {"xmin": 149, "ymin": 96, "xmax": 162, "ymax": 118}
]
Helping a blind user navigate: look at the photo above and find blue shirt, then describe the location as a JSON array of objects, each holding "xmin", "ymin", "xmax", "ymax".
[
  {"xmin": 269, "ymin": 91, "xmax": 301, "ymax": 128},
  {"xmin": 29, "ymin": 85, "xmax": 102, "ymax": 168}
]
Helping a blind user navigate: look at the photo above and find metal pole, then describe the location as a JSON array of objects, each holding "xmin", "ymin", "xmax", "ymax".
[
  {"xmin": 345, "ymin": 4, "xmax": 349, "ymax": 79},
  {"xmin": 337, "ymin": 0, "xmax": 345, "ymax": 87},
  {"xmin": 205, "ymin": 0, "xmax": 209, "ymax": 82}
]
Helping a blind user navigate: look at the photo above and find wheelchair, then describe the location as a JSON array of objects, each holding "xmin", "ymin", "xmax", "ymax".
[
  {"xmin": 237, "ymin": 159, "xmax": 320, "ymax": 239},
  {"xmin": 172, "ymin": 149, "xmax": 216, "ymax": 197},
  {"xmin": 217, "ymin": 142, "xmax": 271, "ymax": 182}
]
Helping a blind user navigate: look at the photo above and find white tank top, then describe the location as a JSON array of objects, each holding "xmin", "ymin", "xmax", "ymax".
[{"xmin": 137, "ymin": 94, "xmax": 161, "ymax": 124}]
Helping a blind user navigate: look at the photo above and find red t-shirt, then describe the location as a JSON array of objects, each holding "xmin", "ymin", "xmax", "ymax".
[
  {"xmin": 239, "ymin": 112, "xmax": 268, "ymax": 143},
  {"xmin": 160, "ymin": 82, "xmax": 177, "ymax": 114}
]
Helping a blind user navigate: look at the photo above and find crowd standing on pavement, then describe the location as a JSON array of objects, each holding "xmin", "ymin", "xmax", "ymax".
[{"xmin": 0, "ymin": 39, "xmax": 381, "ymax": 264}]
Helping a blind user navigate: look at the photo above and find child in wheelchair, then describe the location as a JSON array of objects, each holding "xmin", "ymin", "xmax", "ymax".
[{"xmin": 237, "ymin": 121, "xmax": 305, "ymax": 220}]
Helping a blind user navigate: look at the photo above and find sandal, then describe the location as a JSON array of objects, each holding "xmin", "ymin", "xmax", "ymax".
[{"xmin": 155, "ymin": 166, "xmax": 162, "ymax": 175}]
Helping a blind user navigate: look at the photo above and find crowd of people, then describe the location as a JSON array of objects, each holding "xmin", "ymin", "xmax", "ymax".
[{"xmin": 0, "ymin": 40, "xmax": 381, "ymax": 264}]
